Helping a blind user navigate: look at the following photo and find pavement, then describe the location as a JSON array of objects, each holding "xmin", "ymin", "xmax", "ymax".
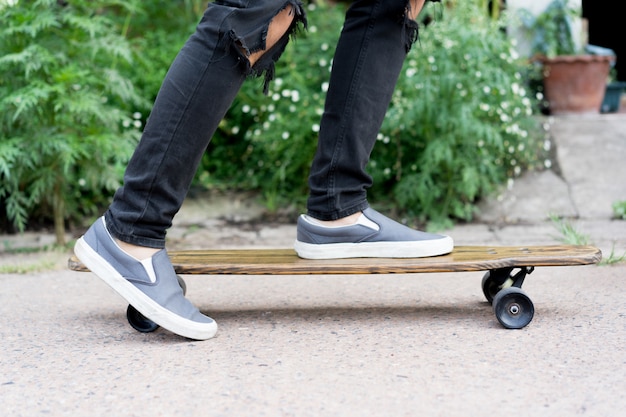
[{"xmin": 1, "ymin": 113, "xmax": 625, "ymax": 417}]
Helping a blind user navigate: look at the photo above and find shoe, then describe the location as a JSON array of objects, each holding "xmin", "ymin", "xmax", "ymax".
[
  {"xmin": 294, "ymin": 208, "xmax": 453, "ymax": 259},
  {"xmin": 74, "ymin": 217, "xmax": 217, "ymax": 340}
]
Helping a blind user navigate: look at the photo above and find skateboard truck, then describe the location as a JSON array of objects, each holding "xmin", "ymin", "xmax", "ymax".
[{"xmin": 482, "ymin": 266, "xmax": 535, "ymax": 329}]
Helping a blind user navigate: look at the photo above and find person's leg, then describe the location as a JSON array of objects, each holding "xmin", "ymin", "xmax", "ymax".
[
  {"xmin": 295, "ymin": 0, "xmax": 452, "ymax": 259},
  {"xmin": 75, "ymin": 0, "xmax": 306, "ymax": 340},
  {"xmin": 307, "ymin": 0, "xmax": 425, "ymax": 221},
  {"xmin": 107, "ymin": 1, "xmax": 304, "ymax": 253}
]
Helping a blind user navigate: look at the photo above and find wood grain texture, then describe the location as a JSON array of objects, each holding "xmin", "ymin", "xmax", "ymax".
[{"xmin": 68, "ymin": 245, "xmax": 602, "ymax": 275}]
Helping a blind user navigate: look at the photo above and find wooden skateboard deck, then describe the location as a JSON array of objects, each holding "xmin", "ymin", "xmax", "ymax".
[
  {"xmin": 69, "ymin": 245, "xmax": 601, "ymax": 275},
  {"xmin": 68, "ymin": 245, "xmax": 601, "ymax": 330}
]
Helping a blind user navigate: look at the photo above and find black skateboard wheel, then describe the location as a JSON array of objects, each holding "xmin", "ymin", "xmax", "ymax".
[
  {"xmin": 481, "ymin": 269, "xmax": 514, "ymax": 304},
  {"xmin": 492, "ymin": 287, "xmax": 534, "ymax": 329},
  {"xmin": 126, "ymin": 305, "xmax": 159, "ymax": 333}
]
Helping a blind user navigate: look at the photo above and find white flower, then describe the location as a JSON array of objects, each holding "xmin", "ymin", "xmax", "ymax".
[{"xmin": 543, "ymin": 140, "xmax": 552, "ymax": 151}]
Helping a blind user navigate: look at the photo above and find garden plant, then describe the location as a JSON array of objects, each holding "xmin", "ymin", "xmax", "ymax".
[
  {"xmin": 0, "ymin": 0, "xmax": 145, "ymax": 244},
  {"xmin": 1, "ymin": 0, "xmax": 548, "ymax": 242}
]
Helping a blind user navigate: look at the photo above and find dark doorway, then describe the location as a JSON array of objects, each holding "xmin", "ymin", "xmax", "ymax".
[{"xmin": 582, "ymin": 0, "xmax": 624, "ymax": 81}]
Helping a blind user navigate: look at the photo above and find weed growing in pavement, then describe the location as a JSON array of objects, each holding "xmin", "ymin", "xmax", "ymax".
[
  {"xmin": 549, "ymin": 213, "xmax": 625, "ymax": 265},
  {"xmin": 612, "ymin": 200, "xmax": 626, "ymax": 220}
]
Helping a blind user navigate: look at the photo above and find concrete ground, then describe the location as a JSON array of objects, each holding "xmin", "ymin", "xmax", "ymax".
[{"xmin": 1, "ymin": 114, "xmax": 625, "ymax": 417}]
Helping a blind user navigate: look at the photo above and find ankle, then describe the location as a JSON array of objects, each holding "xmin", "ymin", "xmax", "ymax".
[
  {"xmin": 311, "ymin": 212, "xmax": 363, "ymax": 227},
  {"xmin": 115, "ymin": 239, "xmax": 160, "ymax": 260}
]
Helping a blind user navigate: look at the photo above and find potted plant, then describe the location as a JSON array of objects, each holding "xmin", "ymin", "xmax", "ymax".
[{"xmin": 518, "ymin": 0, "xmax": 615, "ymax": 114}]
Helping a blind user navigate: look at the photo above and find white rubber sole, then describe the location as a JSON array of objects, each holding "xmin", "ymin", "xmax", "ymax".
[
  {"xmin": 294, "ymin": 236, "xmax": 454, "ymax": 260},
  {"xmin": 74, "ymin": 237, "xmax": 217, "ymax": 340}
]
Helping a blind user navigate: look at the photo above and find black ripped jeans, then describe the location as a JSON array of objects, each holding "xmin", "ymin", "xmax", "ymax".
[{"xmin": 105, "ymin": 0, "xmax": 425, "ymax": 248}]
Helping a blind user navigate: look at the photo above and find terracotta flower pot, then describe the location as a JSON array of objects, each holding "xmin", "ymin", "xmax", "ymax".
[{"xmin": 539, "ymin": 54, "xmax": 615, "ymax": 115}]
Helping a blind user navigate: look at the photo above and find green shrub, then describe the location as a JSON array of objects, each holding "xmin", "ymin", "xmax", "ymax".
[
  {"xmin": 118, "ymin": 0, "xmax": 206, "ymax": 106},
  {"xmin": 0, "ymin": 0, "xmax": 145, "ymax": 244},
  {"xmin": 373, "ymin": 1, "xmax": 545, "ymax": 228},
  {"xmin": 197, "ymin": 1, "xmax": 546, "ymax": 228},
  {"xmin": 197, "ymin": 1, "xmax": 346, "ymax": 211}
]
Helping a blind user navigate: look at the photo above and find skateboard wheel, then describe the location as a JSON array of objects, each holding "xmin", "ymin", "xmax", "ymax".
[
  {"xmin": 125, "ymin": 275, "xmax": 187, "ymax": 334},
  {"xmin": 126, "ymin": 305, "xmax": 160, "ymax": 333},
  {"xmin": 481, "ymin": 270, "xmax": 514, "ymax": 304},
  {"xmin": 492, "ymin": 287, "xmax": 534, "ymax": 329}
]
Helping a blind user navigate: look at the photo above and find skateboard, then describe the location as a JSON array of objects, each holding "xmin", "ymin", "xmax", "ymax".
[{"xmin": 68, "ymin": 245, "xmax": 602, "ymax": 332}]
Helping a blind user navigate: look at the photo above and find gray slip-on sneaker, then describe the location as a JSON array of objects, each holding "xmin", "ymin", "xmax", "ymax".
[
  {"xmin": 74, "ymin": 217, "xmax": 217, "ymax": 340},
  {"xmin": 294, "ymin": 208, "xmax": 453, "ymax": 259}
]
